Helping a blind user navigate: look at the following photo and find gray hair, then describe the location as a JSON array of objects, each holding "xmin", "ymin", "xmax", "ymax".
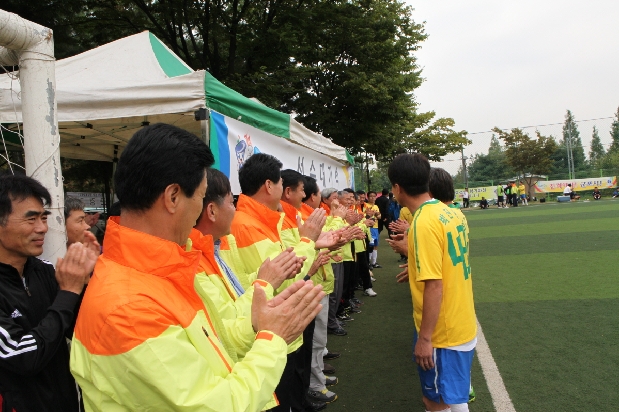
[
  {"xmin": 321, "ymin": 187, "xmax": 338, "ymax": 200},
  {"xmin": 64, "ymin": 197, "xmax": 85, "ymax": 219}
]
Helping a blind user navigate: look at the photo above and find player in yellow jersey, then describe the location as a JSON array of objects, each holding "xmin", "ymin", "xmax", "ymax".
[{"xmin": 388, "ymin": 155, "xmax": 477, "ymax": 412}]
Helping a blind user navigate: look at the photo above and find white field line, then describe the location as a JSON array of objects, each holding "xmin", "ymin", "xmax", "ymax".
[{"xmin": 476, "ymin": 319, "xmax": 517, "ymax": 412}]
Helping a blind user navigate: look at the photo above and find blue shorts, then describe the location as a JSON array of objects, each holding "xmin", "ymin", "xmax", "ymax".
[
  {"xmin": 520, "ymin": 194, "xmax": 526, "ymax": 199},
  {"xmin": 413, "ymin": 334, "xmax": 474, "ymax": 404},
  {"xmin": 369, "ymin": 228, "xmax": 379, "ymax": 247}
]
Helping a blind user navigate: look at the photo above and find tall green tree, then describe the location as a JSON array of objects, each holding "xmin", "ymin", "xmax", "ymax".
[
  {"xmin": 467, "ymin": 135, "xmax": 512, "ymax": 184},
  {"xmin": 588, "ymin": 126, "xmax": 605, "ymax": 168},
  {"xmin": 493, "ymin": 127, "xmax": 558, "ymax": 198},
  {"xmin": 3, "ymin": 0, "xmax": 467, "ymax": 161},
  {"xmin": 562, "ymin": 110, "xmax": 585, "ymax": 170}
]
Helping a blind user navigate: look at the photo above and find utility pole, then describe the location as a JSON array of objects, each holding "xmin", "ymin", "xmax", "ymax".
[{"xmin": 461, "ymin": 146, "xmax": 468, "ymax": 188}]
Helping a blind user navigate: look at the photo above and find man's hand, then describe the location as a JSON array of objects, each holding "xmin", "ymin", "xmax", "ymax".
[
  {"xmin": 389, "ymin": 219, "xmax": 410, "ymax": 234},
  {"xmin": 363, "ymin": 219, "xmax": 375, "ymax": 227},
  {"xmin": 80, "ymin": 231, "xmax": 101, "ymax": 284},
  {"xmin": 395, "ymin": 264, "xmax": 409, "ymax": 283},
  {"xmin": 331, "ymin": 205, "xmax": 347, "ymax": 218},
  {"xmin": 414, "ymin": 336, "xmax": 434, "ymax": 371},
  {"xmin": 257, "ymin": 248, "xmax": 301, "ymax": 289},
  {"xmin": 315, "ymin": 231, "xmax": 340, "ymax": 250},
  {"xmin": 365, "ymin": 208, "xmax": 376, "ymax": 217},
  {"xmin": 84, "ymin": 212, "xmax": 100, "ymax": 228},
  {"xmin": 345, "ymin": 211, "xmax": 362, "ymax": 225},
  {"xmin": 251, "ymin": 280, "xmax": 325, "ymax": 343},
  {"xmin": 386, "ymin": 233, "xmax": 408, "ymax": 255},
  {"xmin": 298, "ymin": 209, "xmax": 327, "ymax": 242},
  {"xmin": 307, "ymin": 250, "xmax": 331, "ymax": 277},
  {"xmin": 56, "ymin": 243, "xmax": 98, "ymax": 294}
]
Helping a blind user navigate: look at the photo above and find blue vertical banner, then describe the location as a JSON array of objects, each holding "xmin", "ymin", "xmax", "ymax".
[{"xmin": 209, "ymin": 111, "xmax": 231, "ymax": 177}]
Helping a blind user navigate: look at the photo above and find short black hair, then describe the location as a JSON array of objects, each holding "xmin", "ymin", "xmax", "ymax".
[
  {"xmin": 205, "ymin": 168, "xmax": 232, "ymax": 206},
  {"xmin": 238, "ymin": 153, "xmax": 282, "ymax": 196},
  {"xmin": 281, "ymin": 169, "xmax": 305, "ymax": 191},
  {"xmin": 381, "ymin": 189, "xmax": 389, "ymax": 196},
  {"xmin": 114, "ymin": 123, "xmax": 214, "ymax": 212},
  {"xmin": 108, "ymin": 201, "xmax": 121, "ymax": 217},
  {"xmin": 64, "ymin": 196, "xmax": 85, "ymax": 219},
  {"xmin": 342, "ymin": 188, "xmax": 355, "ymax": 194},
  {"xmin": 368, "ymin": 191, "xmax": 377, "ymax": 197},
  {"xmin": 429, "ymin": 168, "xmax": 455, "ymax": 203},
  {"xmin": 0, "ymin": 174, "xmax": 51, "ymax": 225},
  {"xmin": 303, "ymin": 176, "xmax": 319, "ymax": 201},
  {"xmin": 355, "ymin": 190, "xmax": 366, "ymax": 196},
  {"xmin": 387, "ymin": 153, "xmax": 430, "ymax": 196}
]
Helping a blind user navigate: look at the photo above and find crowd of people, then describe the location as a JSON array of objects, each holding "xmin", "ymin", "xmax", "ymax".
[{"xmin": 0, "ymin": 124, "xmax": 477, "ymax": 412}]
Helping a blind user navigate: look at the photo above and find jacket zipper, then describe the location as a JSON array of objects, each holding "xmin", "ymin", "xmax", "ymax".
[
  {"xmin": 20, "ymin": 275, "xmax": 31, "ymax": 297},
  {"xmin": 202, "ymin": 327, "xmax": 232, "ymax": 372}
]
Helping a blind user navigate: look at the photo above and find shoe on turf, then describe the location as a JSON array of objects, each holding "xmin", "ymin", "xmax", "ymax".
[
  {"xmin": 363, "ymin": 288, "xmax": 377, "ymax": 297},
  {"xmin": 325, "ymin": 376, "xmax": 338, "ymax": 387},
  {"xmin": 307, "ymin": 389, "xmax": 337, "ymax": 404},
  {"xmin": 373, "ymin": 263, "xmax": 382, "ymax": 268},
  {"xmin": 351, "ymin": 298, "xmax": 364, "ymax": 305},
  {"xmin": 305, "ymin": 396, "xmax": 327, "ymax": 411},
  {"xmin": 322, "ymin": 362, "xmax": 336, "ymax": 374},
  {"xmin": 348, "ymin": 307, "xmax": 361, "ymax": 314},
  {"xmin": 469, "ymin": 386, "xmax": 476, "ymax": 403},
  {"xmin": 323, "ymin": 351, "xmax": 341, "ymax": 361},
  {"xmin": 371, "ymin": 276, "xmax": 377, "ymax": 282},
  {"xmin": 337, "ymin": 313, "xmax": 354, "ymax": 321},
  {"xmin": 327, "ymin": 327, "xmax": 348, "ymax": 336}
]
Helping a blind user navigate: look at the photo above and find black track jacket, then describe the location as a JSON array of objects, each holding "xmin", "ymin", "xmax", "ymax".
[{"xmin": 0, "ymin": 257, "xmax": 81, "ymax": 412}]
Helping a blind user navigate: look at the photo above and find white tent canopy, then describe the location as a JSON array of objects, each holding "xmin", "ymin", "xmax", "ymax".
[{"xmin": 0, "ymin": 31, "xmax": 352, "ymax": 165}]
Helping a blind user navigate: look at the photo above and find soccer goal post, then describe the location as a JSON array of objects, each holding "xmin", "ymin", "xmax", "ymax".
[{"xmin": 0, "ymin": 9, "xmax": 67, "ymax": 263}]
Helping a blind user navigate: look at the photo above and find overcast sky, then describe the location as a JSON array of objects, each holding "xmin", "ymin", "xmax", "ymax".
[{"xmin": 408, "ymin": 0, "xmax": 619, "ymax": 173}]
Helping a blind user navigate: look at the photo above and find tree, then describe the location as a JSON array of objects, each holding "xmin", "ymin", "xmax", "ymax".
[
  {"xmin": 467, "ymin": 135, "xmax": 512, "ymax": 184},
  {"xmin": 608, "ymin": 107, "xmax": 619, "ymax": 155},
  {"xmin": 3, "ymin": 0, "xmax": 466, "ymax": 161},
  {"xmin": 562, "ymin": 110, "xmax": 585, "ymax": 170},
  {"xmin": 588, "ymin": 126, "xmax": 605, "ymax": 168},
  {"xmin": 493, "ymin": 127, "xmax": 558, "ymax": 198}
]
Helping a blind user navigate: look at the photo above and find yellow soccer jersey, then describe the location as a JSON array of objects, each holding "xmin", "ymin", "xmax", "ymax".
[
  {"xmin": 400, "ymin": 207, "xmax": 413, "ymax": 224},
  {"xmin": 364, "ymin": 203, "xmax": 380, "ymax": 229},
  {"xmin": 407, "ymin": 199, "xmax": 477, "ymax": 348}
]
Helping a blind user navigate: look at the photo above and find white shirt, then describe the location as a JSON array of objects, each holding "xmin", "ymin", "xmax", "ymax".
[
  {"xmin": 563, "ymin": 186, "xmax": 572, "ymax": 195},
  {"xmin": 462, "ymin": 191, "xmax": 469, "ymax": 199}
]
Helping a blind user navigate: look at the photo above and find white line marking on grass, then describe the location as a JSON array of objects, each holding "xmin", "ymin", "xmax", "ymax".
[{"xmin": 476, "ymin": 319, "xmax": 517, "ymax": 412}]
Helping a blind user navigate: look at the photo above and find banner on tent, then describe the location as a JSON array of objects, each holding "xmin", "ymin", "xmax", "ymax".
[
  {"xmin": 533, "ymin": 176, "xmax": 617, "ymax": 193},
  {"xmin": 455, "ymin": 186, "xmax": 497, "ymax": 201},
  {"xmin": 210, "ymin": 111, "xmax": 354, "ymax": 194}
]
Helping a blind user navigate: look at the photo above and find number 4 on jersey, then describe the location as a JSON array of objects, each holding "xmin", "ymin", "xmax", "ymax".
[{"xmin": 447, "ymin": 224, "xmax": 471, "ymax": 280}]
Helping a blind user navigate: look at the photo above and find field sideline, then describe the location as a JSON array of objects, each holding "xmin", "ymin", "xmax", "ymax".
[{"xmin": 328, "ymin": 198, "xmax": 618, "ymax": 411}]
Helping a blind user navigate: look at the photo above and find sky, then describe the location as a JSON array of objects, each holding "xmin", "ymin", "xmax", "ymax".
[{"xmin": 407, "ymin": 0, "xmax": 619, "ymax": 174}]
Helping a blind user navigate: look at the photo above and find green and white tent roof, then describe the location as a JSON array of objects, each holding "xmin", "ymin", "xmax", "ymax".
[{"xmin": 0, "ymin": 31, "xmax": 351, "ymax": 164}]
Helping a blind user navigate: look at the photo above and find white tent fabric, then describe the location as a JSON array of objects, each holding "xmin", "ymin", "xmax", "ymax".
[{"xmin": 0, "ymin": 31, "xmax": 350, "ymax": 164}]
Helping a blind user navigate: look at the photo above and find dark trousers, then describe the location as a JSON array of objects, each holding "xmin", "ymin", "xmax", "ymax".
[
  {"xmin": 272, "ymin": 319, "xmax": 315, "ymax": 412},
  {"xmin": 512, "ymin": 194, "xmax": 518, "ymax": 206},
  {"xmin": 356, "ymin": 252, "xmax": 372, "ymax": 290},
  {"xmin": 463, "ymin": 198, "xmax": 469, "ymax": 208},
  {"xmin": 341, "ymin": 261, "xmax": 357, "ymax": 307}
]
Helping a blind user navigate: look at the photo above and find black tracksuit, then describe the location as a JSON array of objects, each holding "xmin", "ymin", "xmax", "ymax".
[{"xmin": 0, "ymin": 257, "xmax": 81, "ymax": 412}]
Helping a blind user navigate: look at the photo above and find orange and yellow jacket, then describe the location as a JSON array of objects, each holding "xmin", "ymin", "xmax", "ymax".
[
  {"xmin": 279, "ymin": 201, "xmax": 318, "ymax": 290},
  {"xmin": 226, "ymin": 194, "xmax": 313, "ymax": 353},
  {"xmin": 298, "ymin": 203, "xmax": 335, "ymax": 294},
  {"xmin": 70, "ymin": 218, "xmax": 287, "ymax": 412},
  {"xmin": 189, "ymin": 230, "xmax": 275, "ymax": 359}
]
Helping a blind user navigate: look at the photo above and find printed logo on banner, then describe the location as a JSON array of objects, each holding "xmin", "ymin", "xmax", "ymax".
[{"xmin": 234, "ymin": 134, "xmax": 260, "ymax": 170}]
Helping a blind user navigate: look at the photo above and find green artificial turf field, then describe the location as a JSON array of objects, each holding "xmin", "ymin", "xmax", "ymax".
[{"xmin": 328, "ymin": 199, "xmax": 618, "ymax": 412}]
